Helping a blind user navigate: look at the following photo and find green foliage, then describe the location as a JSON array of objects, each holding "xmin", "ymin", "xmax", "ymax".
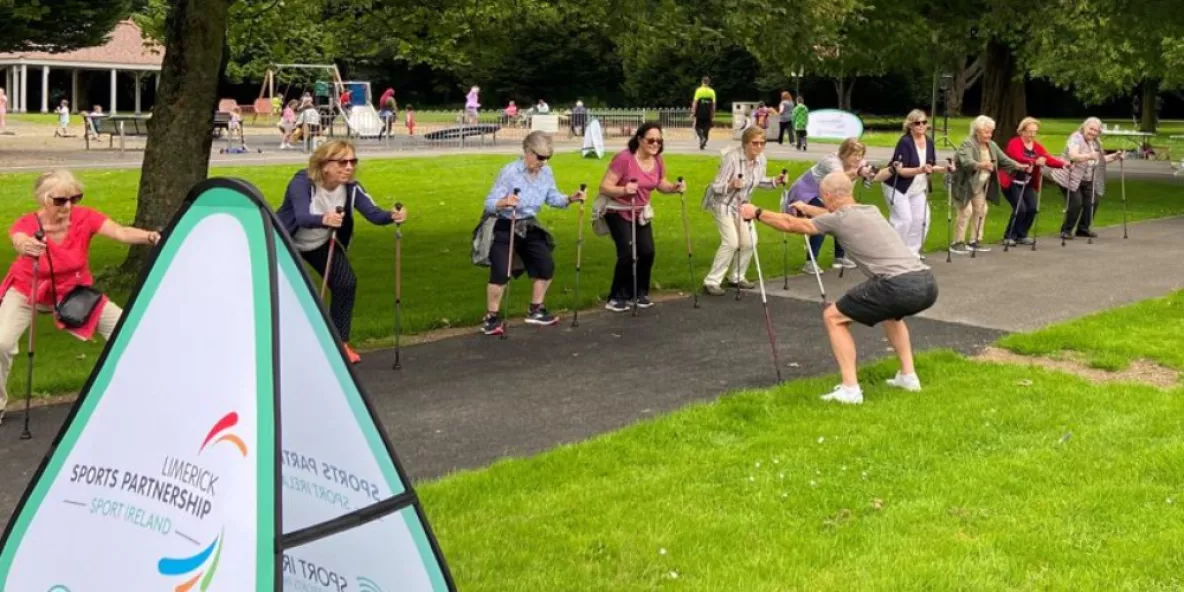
[{"xmin": 0, "ymin": 0, "xmax": 132, "ymax": 53}]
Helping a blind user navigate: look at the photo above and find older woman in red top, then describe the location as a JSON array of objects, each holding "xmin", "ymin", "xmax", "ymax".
[
  {"xmin": 998, "ymin": 117, "xmax": 1067, "ymax": 246},
  {"xmin": 0, "ymin": 170, "xmax": 160, "ymax": 425}
]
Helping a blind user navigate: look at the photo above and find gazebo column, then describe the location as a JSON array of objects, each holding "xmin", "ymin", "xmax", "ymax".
[
  {"xmin": 71, "ymin": 70, "xmax": 79, "ymax": 113},
  {"xmin": 19, "ymin": 64, "xmax": 28, "ymax": 113},
  {"xmin": 109, "ymin": 69, "xmax": 117, "ymax": 114},
  {"xmin": 40, "ymin": 66, "xmax": 49, "ymax": 113},
  {"xmin": 134, "ymin": 72, "xmax": 142, "ymax": 114}
]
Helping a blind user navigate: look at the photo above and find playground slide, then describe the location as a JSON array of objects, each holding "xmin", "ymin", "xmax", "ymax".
[{"xmin": 344, "ymin": 104, "xmax": 385, "ymax": 138}]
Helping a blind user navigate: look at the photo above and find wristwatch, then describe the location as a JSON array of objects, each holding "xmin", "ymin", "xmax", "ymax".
[{"xmin": 754, "ymin": 207, "xmax": 763, "ymax": 221}]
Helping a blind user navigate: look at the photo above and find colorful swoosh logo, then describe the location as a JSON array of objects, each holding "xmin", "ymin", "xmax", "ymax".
[
  {"xmin": 199, "ymin": 411, "xmax": 247, "ymax": 457},
  {"xmin": 158, "ymin": 530, "xmax": 224, "ymax": 592}
]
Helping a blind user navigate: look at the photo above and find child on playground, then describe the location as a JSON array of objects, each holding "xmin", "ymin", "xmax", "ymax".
[
  {"xmin": 54, "ymin": 100, "xmax": 70, "ymax": 137},
  {"xmin": 793, "ymin": 95, "xmax": 809, "ymax": 151},
  {"xmin": 405, "ymin": 105, "xmax": 415, "ymax": 136}
]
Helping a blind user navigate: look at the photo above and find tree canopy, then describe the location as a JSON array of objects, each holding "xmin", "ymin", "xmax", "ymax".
[{"xmin": 0, "ymin": 0, "xmax": 132, "ymax": 53}]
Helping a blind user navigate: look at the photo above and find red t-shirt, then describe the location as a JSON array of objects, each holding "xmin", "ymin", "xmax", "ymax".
[
  {"xmin": 1, "ymin": 207, "xmax": 110, "ymax": 337},
  {"xmin": 608, "ymin": 149, "xmax": 665, "ymax": 222}
]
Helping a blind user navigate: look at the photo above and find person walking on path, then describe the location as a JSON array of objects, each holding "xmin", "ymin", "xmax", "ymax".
[
  {"xmin": 691, "ymin": 77, "xmax": 717, "ymax": 150},
  {"xmin": 741, "ymin": 172, "xmax": 938, "ymax": 405},
  {"xmin": 0, "ymin": 170, "xmax": 160, "ymax": 425},
  {"xmin": 465, "ymin": 86, "xmax": 481, "ymax": 124},
  {"xmin": 949, "ymin": 116, "xmax": 1027, "ymax": 255},
  {"xmin": 1048, "ymin": 117, "xmax": 1123, "ymax": 241},
  {"xmin": 478, "ymin": 132, "xmax": 586, "ymax": 335},
  {"xmin": 882, "ymin": 110, "xmax": 956, "ymax": 258},
  {"xmin": 792, "ymin": 95, "xmax": 809, "ymax": 151},
  {"xmin": 776, "ymin": 91, "xmax": 794, "ymax": 145},
  {"xmin": 276, "ymin": 141, "xmax": 407, "ymax": 364},
  {"xmin": 701, "ymin": 126, "xmax": 786, "ymax": 295},
  {"xmin": 595, "ymin": 123, "xmax": 687, "ymax": 312},
  {"xmin": 998, "ymin": 117, "xmax": 1067, "ymax": 246},
  {"xmin": 786, "ymin": 138, "xmax": 892, "ymax": 273}
]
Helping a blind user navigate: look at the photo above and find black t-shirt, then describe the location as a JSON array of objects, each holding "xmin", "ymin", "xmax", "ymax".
[{"xmin": 1012, "ymin": 146, "xmax": 1036, "ymax": 185}]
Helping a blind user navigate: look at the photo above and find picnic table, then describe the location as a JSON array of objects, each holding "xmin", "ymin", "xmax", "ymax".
[{"xmin": 1101, "ymin": 127, "xmax": 1154, "ymax": 156}]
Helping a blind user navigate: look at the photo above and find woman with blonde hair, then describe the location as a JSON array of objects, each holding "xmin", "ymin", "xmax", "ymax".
[
  {"xmin": 1048, "ymin": 117, "xmax": 1123, "ymax": 240},
  {"xmin": 276, "ymin": 140, "xmax": 407, "ymax": 363},
  {"xmin": 949, "ymin": 115, "xmax": 1027, "ymax": 254},
  {"xmin": 998, "ymin": 117, "xmax": 1067, "ymax": 246},
  {"xmin": 784, "ymin": 138, "xmax": 892, "ymax": 272},
  {"xmin": 883, "ymin": 109, "xmax": 955, "ymax": 257},
  {"xmin": 700, "ymin": 126, "xmax": 786, "ymax": 295},
  {"xmin": 0, "ymin": 170, "xmax": 160, "ymax": 425}
]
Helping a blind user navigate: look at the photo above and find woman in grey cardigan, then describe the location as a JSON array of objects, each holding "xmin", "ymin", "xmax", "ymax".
[
  {"xmin": 1048, "ymin": 117, "xmax": 1124, "ymax": 240},
  {"xmin": 949, "ymin": 115, "xmax": 1027, "ymax": 255},
  {"xmin": 701, "ymin": 126, "xmax": 786, "ymax": 294}
]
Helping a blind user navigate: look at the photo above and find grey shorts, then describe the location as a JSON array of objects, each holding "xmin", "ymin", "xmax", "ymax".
[{"xmin": 836, "ymin": 270, "xmax": 938, "ymax": 326}]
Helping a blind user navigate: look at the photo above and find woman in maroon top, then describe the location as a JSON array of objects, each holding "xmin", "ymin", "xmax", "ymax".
[
  {"xmin": 998, "ymin": 117, "xmax": 1067, "ymax": 246},
  {"xmin": 596, "ymin": 123, "xmax": 686, "ymax": 312},
  {"xmin": 0, "ymin": 170, "xmax": 160, "ymax": 425}
]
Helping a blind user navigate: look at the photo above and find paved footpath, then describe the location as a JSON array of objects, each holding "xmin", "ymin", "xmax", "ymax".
[{"xmin": 2, "ymin": 217, "xmax": 1182, "ymax": 521}]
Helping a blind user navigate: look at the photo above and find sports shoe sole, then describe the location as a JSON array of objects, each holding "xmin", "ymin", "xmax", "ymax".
[
  {"xmin": 605, "ymin": 304, "xmax": 630, "ymax": 313},
  {"xmin": 481, "ymin": 324, "xmax": 505, "ymax": 335},
  {"xmin": 524, "ymin": 317, "xmax": 559, "ymax": 326}
]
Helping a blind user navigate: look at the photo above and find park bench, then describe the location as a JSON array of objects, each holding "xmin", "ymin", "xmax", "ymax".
[{"xmin": 84, "ymin": 115, "xmax": 150, "ymax": 153}]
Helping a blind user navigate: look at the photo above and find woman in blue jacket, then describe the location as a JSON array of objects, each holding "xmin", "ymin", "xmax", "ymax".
[
  {"xmin": 882, "ymin": 110, "xmax": 955, "ymax": 258},
  {"xmin": 276, "ymin": 140, "xmax": 406, "ymax": 363}
]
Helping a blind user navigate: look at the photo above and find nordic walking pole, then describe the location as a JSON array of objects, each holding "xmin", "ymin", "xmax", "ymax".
[
  {"xmin": 392, "ymin": 202, "xmax": 404, "ymax": 370},
  {"xmin": 795, "ymin": 209, "xmax": 827, "ymax": 306},
  {"xmin": 972, "ymin": 157, "xmax": 995, "ymax": 259},
  {"xmin": 676, "ymin": 176, "xmax": 698, "ymax": 309},
  {"xmin": 780, "ymin": 168, "xmax": 789, "ymax": 290},
  {"xmin": 20, "ymin": 230, "xmax": 44, "ymax": 440},
  {"xmin": 946, "ymin": 158, "xmax": 954, "ymax": 262},
  {"xmin": 572, "ymin": 183, "xmax": 588, "ymax": 327},
  {"xmin": 1003, "ymin": 178, "xmax": 1022, "ymax": 253},
  {"xmin": 320, "ymin": 205, "xmax": 345, "ymax": 300},
  {"xmin": 629, "ymin": 178, "xmax": 639, "ymax": 317},
  {"xmin": 748, "ymin": 220, "xmax": 782, "ymax": 382},
  {"xmin": 733, "ymin": 173, "xmax": 744, "ymax": 301},
  {"xmin": 1031, "ymin": 176, "xmax": 1043, "ymax": 251},
  {"xmin": 501, "ymin": 188, "xmax": 520, "ymax": 340},
  {"xmin": 1087, "ymin": 167, "xmax": 1096, "ymax": 245},
  {"xmin": 1121, "ymin": 156, "xmax": 1128, "ymax": 239}
]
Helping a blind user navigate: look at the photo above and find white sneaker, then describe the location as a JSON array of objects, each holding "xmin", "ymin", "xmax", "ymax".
[
  {"xmin": 820, "ymin": 384, "xmax": 863, "ymax": 405},
  {"xmin": 886, "ymin": 372, "xmax": 922, "ymax": 392}
]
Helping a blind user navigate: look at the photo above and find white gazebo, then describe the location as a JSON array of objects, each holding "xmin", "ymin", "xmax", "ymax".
[{"xmin": 0, "ymin": 20, "xmax": 163, "ymax": 114}]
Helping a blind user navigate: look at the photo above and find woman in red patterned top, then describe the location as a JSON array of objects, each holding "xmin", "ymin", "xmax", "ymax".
[
  {"xmin": 998, "ymin": 117, "xmax": 1067, "ymax": 246},
  {"xmin": 0, "ymin": 170, "xmax": 160, "ymax": 425}
]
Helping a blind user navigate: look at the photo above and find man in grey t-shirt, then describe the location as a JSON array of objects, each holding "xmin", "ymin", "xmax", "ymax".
[{"xmin": 741, "ymin": 172, "xmax": 938, "ymax": 405}]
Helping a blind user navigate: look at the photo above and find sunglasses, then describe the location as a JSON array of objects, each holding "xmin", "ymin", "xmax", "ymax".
[
  {"xmin": 49, "ymin": 194, "xmax": 83, "ymax": 207},
  {"xmin": 750, "ymin": 141, "xmax": 767, "ymax": 146},
  {"xmin": 532, "ymin": 150, "xmax": 550, "ymax": 162},
  {"xmin": 644, "ymin": 137, "xmax": 663, "ymax": 145},
  {"xmin": 329, "ymin": 158, "xmax": 359, "ymax": 167},
  {"xmin": 914, "ymin": 120, "xmax": 929, "ymax": 126}
]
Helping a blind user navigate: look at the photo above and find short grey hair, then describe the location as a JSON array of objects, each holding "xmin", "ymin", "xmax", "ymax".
[
  {"xmin": 970, "ymin": 115, "xmax": 996, "ymax": 137},
  {"xmin": 1080, "ymin": 117, "xmax": 1103, "ymax": 133},
  {"xmin": 522, "ymin": 131, "xmax": 553, "ymax": 158}
]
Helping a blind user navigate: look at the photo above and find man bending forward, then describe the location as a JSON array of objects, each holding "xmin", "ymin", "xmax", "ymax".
[{"xmin": 741, "ymin": 172, "xmax": 938, "ymax": 404}]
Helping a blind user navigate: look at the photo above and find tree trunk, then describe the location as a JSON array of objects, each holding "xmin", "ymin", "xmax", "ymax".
[
  {"xmin": 944, "ymin": 55, "xmax": 983, "ymax": 117},
  {"xmin": 1140, "ymin": 78, "xmax": 1159, "ymax": 133},
  {"xmin": 120, "ymin": 0, "xmax": 235, "ymax": 273},
  {"xmin": 979, "ymin": 38, "xmax": 1025, "ymax": 146},
  {"xmin": 842, "ymin": 77, "xmax": 855, "ymax": 111}
]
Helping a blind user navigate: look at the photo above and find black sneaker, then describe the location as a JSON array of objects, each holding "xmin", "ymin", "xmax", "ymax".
[
  {"xmin": 605, "ymin": 298, "xmax": 630, "ymax": 313},
  {"xmin": 480, "ymin": 313, "xmax": 504, "ymax": 336},
  {"xmin": 635, "ymin": 295, "xmax": 654, "ymax": 309},
  {"xmin": 525, "ymin": 305, "xmax": 559, "ymax": 326}
]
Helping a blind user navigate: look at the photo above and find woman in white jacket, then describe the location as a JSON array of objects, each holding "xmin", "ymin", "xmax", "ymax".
[{"xmin": 701, "ymin": 126, "xmax": 786, "ymax": 295}]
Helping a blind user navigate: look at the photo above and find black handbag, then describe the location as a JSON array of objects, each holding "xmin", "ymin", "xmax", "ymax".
[{"xmin": 37, "ymin": 220, "xmax": 104, "ymax": 329}]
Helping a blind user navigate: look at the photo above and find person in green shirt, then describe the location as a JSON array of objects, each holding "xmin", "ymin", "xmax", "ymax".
[
  {"xmin": 792, "ymin": 95, "xmax": 809, "ymax": 151},
  {"xmin": 691, "ymin": 77, "xmax": 716, "ymax": 150}
]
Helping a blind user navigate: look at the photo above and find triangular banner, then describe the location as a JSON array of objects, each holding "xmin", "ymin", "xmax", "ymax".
[{"xmin": 0, "ymin": 179, "xmax": 454, "ymax": 591}]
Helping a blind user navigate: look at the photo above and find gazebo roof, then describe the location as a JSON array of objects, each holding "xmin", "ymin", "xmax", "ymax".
[{"xmin": 0, "ymin": 20, "xmax": 163, "ymax": 70}]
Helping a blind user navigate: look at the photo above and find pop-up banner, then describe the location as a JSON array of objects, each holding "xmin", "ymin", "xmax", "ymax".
[
  {"xmin": 805, "ymin": 109, "xmax": 865, "ymax": 140},
  {"xmin": 0, "ymin": 179, "xmax": 454, "ymax": 591}
]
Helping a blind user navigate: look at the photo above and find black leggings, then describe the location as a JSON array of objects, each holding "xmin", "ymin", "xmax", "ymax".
[
  {"xmin": 1004, "ymin": 182, "xmax": 1038, "ymax": 239},
  {"xmin": 302, "ymin": 240, "xmax": 357, "ymax": 342},
  {"xmin": 604, "ymin": 212, "xmax": 655, "ymax": 300},
  {"xmin": 1060, "ymin": 181, "xmax": 1096, "ymax": 235}
]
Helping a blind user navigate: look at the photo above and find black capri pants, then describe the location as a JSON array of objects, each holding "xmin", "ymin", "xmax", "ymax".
[{"xmin": 488, "ymin": 218, "xmax": 555, "ymax": 285}]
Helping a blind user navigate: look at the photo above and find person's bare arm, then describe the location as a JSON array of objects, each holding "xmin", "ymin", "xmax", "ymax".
[
  {"xmin": 789, "ymin": 201, "xmax": 828, "ymax": 218},
  {"xmin": 740, "ymin": 203, "xmax": 820, "ymax": 235},
  {"xmin": 97, "ymin": 219, "xmax": 161, "ymax": 245}
]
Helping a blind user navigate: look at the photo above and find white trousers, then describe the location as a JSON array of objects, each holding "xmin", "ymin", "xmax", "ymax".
[
  {"xmin": 0, "ymin": 288, "xmax": 122, "ymax": 410},
  {"xmin": 704, "ymin": 205, "xmax": 757, "ymax": 286},
  {"xmin": 882, "ymin": 185, "xmax": 930, "ymax": 254}
]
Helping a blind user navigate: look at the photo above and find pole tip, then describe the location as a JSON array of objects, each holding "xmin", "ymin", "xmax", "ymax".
[
  {"xmin": 513, "ymin": 188, "xmax": 520, "ymax": 194},
  {"xmin": 579, "ymin": 183, "xmax": 587, "ymax": 191},
  {"xmin": 676, "ymin": 176, "xmax": 684, "ymax": 182},
  {"xmin": 335, "ymin": 205, "xmax": 344, "ymax": 214},
  {"xmin": 394, "ymin": 202, "xmax": 404, "ymax": 211}
]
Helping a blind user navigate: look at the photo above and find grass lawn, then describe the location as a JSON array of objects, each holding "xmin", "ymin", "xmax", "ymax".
[
  {"xmin": 417, "ymin": 350, "xmax": 1184, "ymax": 590},
  {"xmin": 0, "ymin": 152, "xmax": 1181, "ymax": 397},
  {"xmin": 999, "ymin": 290, "xmax": 1184, "ymax": 372}
]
